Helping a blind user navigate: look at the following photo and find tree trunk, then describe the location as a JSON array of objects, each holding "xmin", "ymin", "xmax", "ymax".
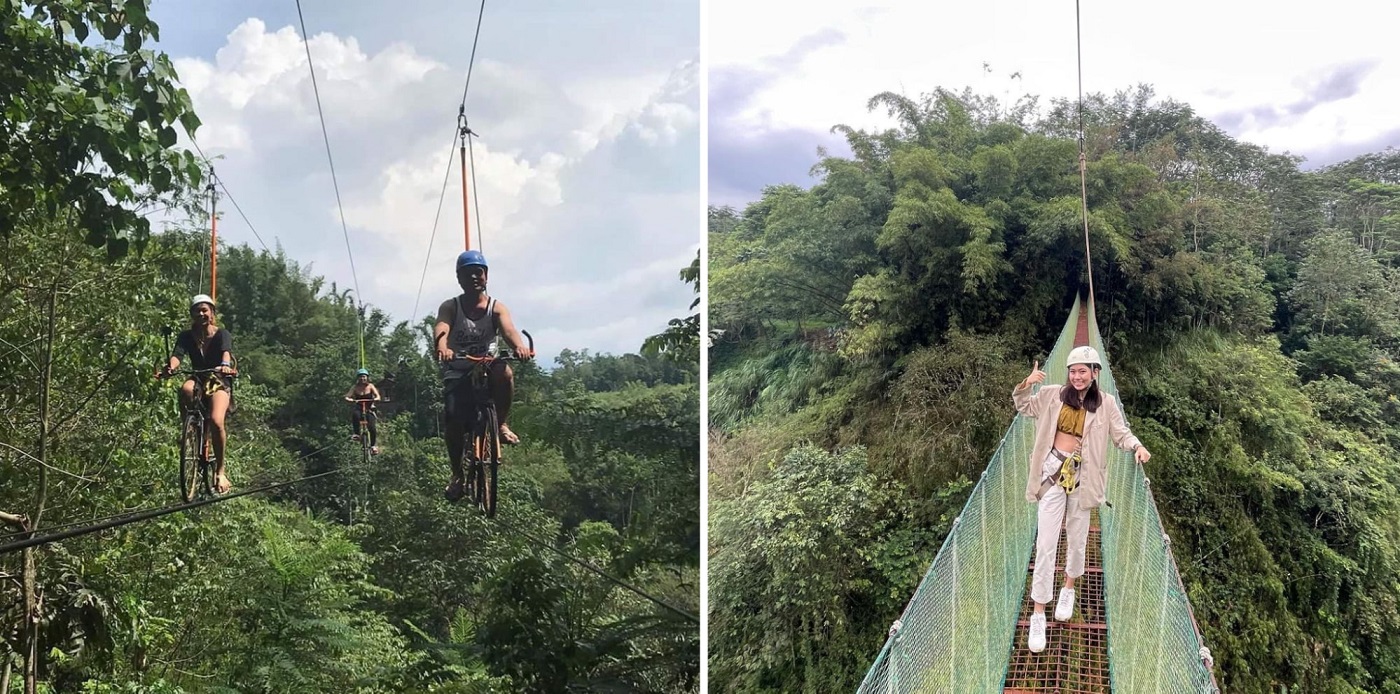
[
  {"xmin": 23, "ymin": 544, "xmax": 37, "ymax": 694},
  {"xmin": 24, "ymin": 285, "xmax": 57, "ymax": 694}
]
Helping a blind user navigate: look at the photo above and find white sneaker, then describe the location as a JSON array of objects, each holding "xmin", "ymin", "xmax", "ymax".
[
  {"xmin": 1028, "ymin": 612, "xmax": 1047, "ymax": 653},
  {"xmin": 1055, "ymin": 586, "xmax": 1075, "ymax": 621}
]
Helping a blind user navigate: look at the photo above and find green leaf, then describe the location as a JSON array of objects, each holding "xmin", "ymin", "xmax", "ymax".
[
  {"xmin": 152, "ymin": 165, "xmax": 171, "ymax": 191},
  {"xmin": 124, "ymin": 0, "xmax": 149, "ymax": 29},
  {"xmin": 178, "ymin": 111, "xmax": 201, "ymax": 137},
  {"xmin": 158, "ymin": 125, "xmax": 176, "ymax": 148}
]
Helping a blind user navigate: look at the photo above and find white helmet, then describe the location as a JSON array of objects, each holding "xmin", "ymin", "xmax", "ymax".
[
  {"xmin": 191, "ymin": 294, "xmax": 216, "ymax": 311},
  {"xmin": 1066, "ymin": 346, "xmax": 1101, "ymax": 368}
]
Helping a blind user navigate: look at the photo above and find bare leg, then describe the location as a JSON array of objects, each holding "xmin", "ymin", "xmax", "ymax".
[
  {"xmin": 179, "ymin": 380, "xmax": 198, "ymax": 413},
  {"xmin": 490, "ymin": 363, "xmax": 517, "ymax": 444},
  {"xmin": 207, "ymin": 389, "xmax": 232, "ymax": 493}
]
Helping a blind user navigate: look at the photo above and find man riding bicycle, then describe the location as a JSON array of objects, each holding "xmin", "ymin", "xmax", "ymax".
[
  {"xmin": 156, "ymin": 294, "xmax": 236, "ymax": 494},
  {"xmin": 344, "ymin": 368, "xmax": 382, "ymax": 455},
  {"xmin": 433, "ymin": 250, "xmax": 534, "ymax": 502}
]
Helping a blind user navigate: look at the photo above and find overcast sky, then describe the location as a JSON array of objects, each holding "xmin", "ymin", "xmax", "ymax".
[
  {"xmin": 147, "ymin": 0, "xmax": 699, "ymax": 365},
  {"xmin": 709, "ymin": 0, "xmax": 1400, "ymax": 208}
]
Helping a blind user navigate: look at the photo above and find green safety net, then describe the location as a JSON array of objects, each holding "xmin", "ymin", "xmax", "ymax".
[
  {"xmin": 855, "ymin": 299, "xmax": 1218, "ymax": 693},
  {"xmin": 1088, "ymin": 301, "xmax": 1216, "ymax": 693}
]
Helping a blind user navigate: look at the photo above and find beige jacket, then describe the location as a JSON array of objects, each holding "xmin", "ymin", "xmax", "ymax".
[{"xmin": 1013, "ymin": 382, "xmax": 1141, "ymax": 510}]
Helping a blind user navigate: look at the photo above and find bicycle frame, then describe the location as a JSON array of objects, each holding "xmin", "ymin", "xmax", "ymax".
[
  {"xmin": 173, "ymin": 368, "xmax": 227, "ymax": 501},
  {"xmin": 159, "ymin": 326, "xmax": 238, "ymax": 501},
  {"xmin": 442, "ymin": 330, "xmax": 532, "ymax": 517},
  {"xmin": 351, "ymin": 398, "xmax": 377, "ymax": 459}
]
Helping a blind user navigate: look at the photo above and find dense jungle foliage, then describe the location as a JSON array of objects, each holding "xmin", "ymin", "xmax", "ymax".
[
  {"xmin": 0, "ymin": 3, "xmax": 699, "ymax": 692},
  {"xmin": 708, "ymin": 85, "xmax": 1400, "ymax": 693}
]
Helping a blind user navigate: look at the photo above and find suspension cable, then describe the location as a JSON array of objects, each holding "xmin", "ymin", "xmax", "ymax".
[
  {"xmin": 467, "ymin": 114, "xmax": 478, "ymax": 251},
  {"xmin": 209, "ymin": 167, "xmax": 219, "ymax": 303},
  {"xmin": 294, "ymin": 0, "xmax": 368, "ymax": 370},
  {"xmin": 1075, "ymin": 0, "xmax": 1095, "ymax": 308},
  {"xmin": 467, "ymin": 125, "xmax": 484, "ymax": 252},
  {"xmin": 20, "ymin": 444, "xmax": 337, "ymax": 540},
  {"xmin": 411, "ymin": 126, "xmax": 460, "ymax": 321},
  {"xmin": 410, "ymin": 0, "xmax": 488, "ymax": 320},
  {"xmin": 0, "ymin": 468, "xmax": 342, "ymax": 555},
  {"xmin": 188, "ymin": 137, "xmax": 272, "ymax": 253},
  {"xmin": 496, "ymin": 511, "xmax": 700, "ymax": 624},
  {"xmin": 458, "ymin": 0, "xmax": 488, "ymax": 108}
]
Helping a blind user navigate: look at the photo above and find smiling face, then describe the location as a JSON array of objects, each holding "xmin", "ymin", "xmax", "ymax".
[
  {"xmin": 191, "ymin": 302, "xmax": 214, "ymax": 327},
  {"xmin": 1067, "ymin": 363, "xmax": 1097, "ymax": 392},
  {"xmin": 357, "ymin": 374, "xmax": 369, "ymax": 385}
]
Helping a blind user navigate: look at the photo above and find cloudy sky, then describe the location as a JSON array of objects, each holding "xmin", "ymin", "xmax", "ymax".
[
  {"xmin": 709, "ymin": 0, "xmax": 1400, "ymax": 208},
  {"xmin": 146, "ymin": 0, "xmax": 699, "ymax": 364}
]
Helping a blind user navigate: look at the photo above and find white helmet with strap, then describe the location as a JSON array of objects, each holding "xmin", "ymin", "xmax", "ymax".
[
  {"xmin": 1066, "ymin": 346, "xmax": 1101, "ymax": 368},
  {"xmin": 191, "ymin": 294, "xmax": 216, "ymax": 310}
]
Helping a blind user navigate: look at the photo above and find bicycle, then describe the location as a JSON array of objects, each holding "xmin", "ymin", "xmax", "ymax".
[
  {"xmin": 160, "ymin": 367, "xmax": 236, "ymax": 501},
  {"xmin": 159, "ymin": 328, "xmax": 238, "ymax": 502},
  {"xmin": 442, "ymin": 330, "xmax": 532, "ymax": 518},
  {"xmin": 349, "ymin": 397, "xmax": 379, "ymax": 464}
]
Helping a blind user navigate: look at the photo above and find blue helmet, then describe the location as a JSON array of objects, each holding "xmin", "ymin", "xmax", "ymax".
[
  {"xmin": 456, "ymin": 250, "xmax": 488, "ymax": 270},
  {"xmin": 356, "ymin": 368, "xmax": 369, "ymax": 377}
]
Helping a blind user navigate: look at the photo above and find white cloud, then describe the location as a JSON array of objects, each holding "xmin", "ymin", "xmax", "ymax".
[{"xmin": 712, "ymin": 0, "xmax": 1400, "ymax": 172}]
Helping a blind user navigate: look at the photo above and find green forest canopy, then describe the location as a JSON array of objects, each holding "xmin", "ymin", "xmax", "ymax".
[{"xmin": 709, "ymin": 84, "xmax": 1400, "ymax": 694}]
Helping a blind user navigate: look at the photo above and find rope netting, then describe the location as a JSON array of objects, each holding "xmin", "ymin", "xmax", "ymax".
[
  {"xmin": 1087, "ymin": 301, "xmax": 1218, "ymax": 694},
  {"xmin": 855, "ymin": 298, "xmax": 1218, "ymax": 693},
  {"xmin": 855, "ymin": 301, "xmax": 1081, "ymax": 693}
]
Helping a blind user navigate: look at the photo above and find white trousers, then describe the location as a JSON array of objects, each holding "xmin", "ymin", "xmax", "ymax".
[{"xmin": 1032, "ymin": 450, "xmax": 1092, "ymax": 605}]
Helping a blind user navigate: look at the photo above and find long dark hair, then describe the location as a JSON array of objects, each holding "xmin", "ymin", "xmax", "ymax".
[{"xmin": 1060, "ymin": 372, "xmax": 1101, "ymax": 412}]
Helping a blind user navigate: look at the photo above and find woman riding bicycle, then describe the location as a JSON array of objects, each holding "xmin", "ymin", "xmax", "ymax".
[
  {"xmin": 344, "ymin": 368, "xmax": 382, "ymax": 455},
  {"xmin": 433, "ymin": 250, "xmax": 533, "ymax": 502},
  {"xmin": 156, "ymin": 294, "xmax": 236, "ymax": 494}
]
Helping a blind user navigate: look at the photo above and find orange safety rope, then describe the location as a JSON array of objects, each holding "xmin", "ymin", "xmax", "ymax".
[
  {"xmin": 209, "ymin": 170, "xmax": 219, "ymax": 302},
  {"xmin": 467, "ymin": 114, "xmax": 478, "ymax": 251}
]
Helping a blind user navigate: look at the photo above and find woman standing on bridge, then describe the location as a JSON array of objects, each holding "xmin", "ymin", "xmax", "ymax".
[{"xmin": 1012, "ymin": 346, "xmax": 1151, "ymax": 653}]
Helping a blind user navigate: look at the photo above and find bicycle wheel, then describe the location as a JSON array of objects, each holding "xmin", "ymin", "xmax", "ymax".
[
  {"xmin": 480, "ymin": 406, "xmax": 500, "ymax": 519},
  {"xmin": 178, "ymin": 415, "xmax": 202, "ymax": 502},
  {"xmin": 468, "ymin": 409, "xmax": 488, "ymax": 514},
  {"xmin": 361, "ymin": 422, "xmax": 371, "ymax": 466}
]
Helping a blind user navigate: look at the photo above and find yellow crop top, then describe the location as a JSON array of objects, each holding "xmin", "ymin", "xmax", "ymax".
[{"xmin": 1056, "ymin": 404, "xmax": 1085, "ymax": 437}]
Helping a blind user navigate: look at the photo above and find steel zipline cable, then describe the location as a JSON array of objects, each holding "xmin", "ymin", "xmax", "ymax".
[
  {"xmin": 187, "ymin": 137, "xmax": 272, "ymax": 253},
  {"xmin": 1, "ymin": 439, "xmax": 694, "ymax": 624},
  {"xmin": 411, "ymin": 0, "xmax": 488, "ymax": 320},
  {"xmin": 493, "ymin": 511, "xmax": 700, "ymax": 624},
  {"xmin": 294, "ymin": 0, "xmax": 369, "ymax": 370},
  {"xmin": 0, "ymin": 467, "xmax": 341, "ymax": 556}
]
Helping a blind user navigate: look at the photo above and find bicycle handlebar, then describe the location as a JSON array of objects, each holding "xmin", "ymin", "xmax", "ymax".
[
  {"xmin": 442, "ymin": 330, "xmax": 534, "ymax": 369},
  {"xmin": 156, "ymin": 366, "xmax": 237, "ymax": 380}
]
